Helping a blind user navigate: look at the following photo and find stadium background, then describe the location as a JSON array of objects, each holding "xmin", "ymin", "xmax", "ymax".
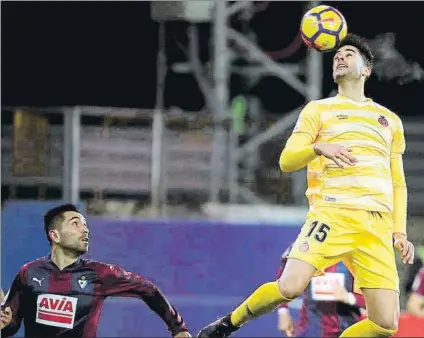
[{"xmin": 2, "ymin": 1, "xmax": 424, "ymax": 336}]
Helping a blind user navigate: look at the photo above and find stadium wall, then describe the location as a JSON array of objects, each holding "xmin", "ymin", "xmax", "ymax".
[{"xmin": 2, "ymin": 201, "xmax": 302, "ymax": 337}]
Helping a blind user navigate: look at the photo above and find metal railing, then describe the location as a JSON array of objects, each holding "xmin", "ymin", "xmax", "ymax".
[
  {"xmin": 1, "ymin": 107, "xmax": 218, "ymax": 214},
  {"xmin": 3, "ymin": 107, "xmax": 424, "ymax": 215}
]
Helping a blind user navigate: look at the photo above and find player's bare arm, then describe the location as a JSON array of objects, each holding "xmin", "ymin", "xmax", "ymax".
[{"xmin": 277, "ymin": 308, "xmax": 294, "ymax": 337}]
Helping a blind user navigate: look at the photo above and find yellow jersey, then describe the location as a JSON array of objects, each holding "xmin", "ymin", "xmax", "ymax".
[
  {"xmin": 293, "ymin": 94, "xmax": 406, "ymax": 213},
  {"xmin": 305, "ymin": 157, "xmax": 322, "ymax": 209}
]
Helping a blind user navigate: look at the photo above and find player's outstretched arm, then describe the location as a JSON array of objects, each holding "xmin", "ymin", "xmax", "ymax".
[
  {"xmin": 95, "ymin": 263, "xmax": 191, "ymax": 337},
  {"xmin": 1, "ymin": 269, "xmax": 26, "ymax": 337}
]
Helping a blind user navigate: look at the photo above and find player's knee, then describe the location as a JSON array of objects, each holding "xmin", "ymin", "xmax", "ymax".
[{"xmin": 277, "ymin": 274, "xmax": 307, "ymax": 300}]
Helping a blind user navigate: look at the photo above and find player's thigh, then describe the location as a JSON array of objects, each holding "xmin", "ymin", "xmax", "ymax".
[
  {"xmin": 288, "ymin": 208, "xmax": 357, "ymax": 273},
  {"xmin": 352, "ymin": 213, "xmax": 399, "ymax": 293},
  {"xmin": 277, "ymin": 258, "xmax": 317, "ymax": 299},
  {"xmin": 362, "ymin": 288, "xmax": 400, "ymax": 330}
]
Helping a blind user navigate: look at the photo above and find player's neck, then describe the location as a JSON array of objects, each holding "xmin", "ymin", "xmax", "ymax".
[
  {"xmin": 338, "ymin": 81, "xmax": 366, "ymax": 103},
  {"xmin": 51, "ymin": 246, "xmax": 80, "ymax": 270}
]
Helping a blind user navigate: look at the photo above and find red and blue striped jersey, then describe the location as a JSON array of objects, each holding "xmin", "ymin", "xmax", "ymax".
[{"xmin": 1, "ymin": 256, "xmax": 188, "ymax": 337}]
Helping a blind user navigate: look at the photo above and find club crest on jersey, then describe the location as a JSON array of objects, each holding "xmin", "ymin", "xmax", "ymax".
[
  {"xmin": 378, "ymin": 115, "xmax": 389, "ymax": 127},
  {"xmin": 36, "ymin": 294, "xmax": 78, "ymax": 329},
  {"xmin": 299, "ymin": 241, "xmax": 309, "ymax": 252},
  {"xmin": 78, "ymin": 276, "xmax": 88, "ymax": 289}
]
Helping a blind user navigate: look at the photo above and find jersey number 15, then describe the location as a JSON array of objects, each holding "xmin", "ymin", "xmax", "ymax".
[{"xmin": 306, "ymin": 221, "xmax": 330, "ymax": 243}]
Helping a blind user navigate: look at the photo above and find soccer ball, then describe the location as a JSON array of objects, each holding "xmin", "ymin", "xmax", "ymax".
[{"xmin": 300, "ymin": 5, "xmax": 348, "ymax": 53}]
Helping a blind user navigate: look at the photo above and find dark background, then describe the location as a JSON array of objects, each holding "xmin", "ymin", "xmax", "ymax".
[{"xmin": 2, "ymin": 1, "xmax": 423, "ymax": 116}]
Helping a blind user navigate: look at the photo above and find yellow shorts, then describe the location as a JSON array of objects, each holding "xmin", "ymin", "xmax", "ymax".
[{"xmin": 288, "ymin": 207, "xmax": 399, "ymax": 293}]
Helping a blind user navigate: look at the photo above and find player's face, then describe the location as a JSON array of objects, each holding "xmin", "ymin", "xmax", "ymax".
[
  {"xmin": 56, "ymin": 211, "xmax": 90, "ymax": 255},
  {"xmin": 332, "ymin": 45, "xmax": 371, "ymax": 82}
]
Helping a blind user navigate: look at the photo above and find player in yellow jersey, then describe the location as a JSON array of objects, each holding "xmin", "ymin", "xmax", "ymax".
[{"xmin": 197, "ymin": 34, "xmax": 415, "ymax": 338}]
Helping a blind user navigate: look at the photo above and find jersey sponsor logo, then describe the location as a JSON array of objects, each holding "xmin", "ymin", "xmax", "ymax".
[
  {"xmin": 36, "ymin": 294, "xmax": 78, "ymax": 329},
  {"xmin": 337, "ymin": 114, "xmax": 348, "ymax": 120},
  {"xmin": 311, "ymin": 272, "xmax": 345, "ymax": 301},
  {"xmin": 378, "ymin": 115, "xmax": 389, "ymax": 127}
]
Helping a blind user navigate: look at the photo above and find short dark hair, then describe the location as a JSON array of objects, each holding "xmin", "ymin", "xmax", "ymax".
[
  {"xmin": 44, "ymin": 204, "xmax": 80, "ymax": 245},
  {"xmin": 338, "ymin": 33, "xmax": 374, "ymax": 68}
]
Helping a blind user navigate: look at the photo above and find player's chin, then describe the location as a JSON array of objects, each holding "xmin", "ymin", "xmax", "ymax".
[
  {"xmin": 75, "ymin": 244, "xmax": 89, "ymax": 255},
  {"xmin": 333, "ymin": 71, "xmax": 348, "ymax": 82}
]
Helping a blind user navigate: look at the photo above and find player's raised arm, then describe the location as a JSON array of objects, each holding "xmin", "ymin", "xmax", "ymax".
[
  {"xmin": 1, "ymin": 269, "xmax": 26, "ymax": 337},
  {"xmin": 94, "ymin": 263, "xmax": 190, "ymax": 337},
  {"xmin": 390, "ymin": 116, "xmax": 414, "ymax": 264}
]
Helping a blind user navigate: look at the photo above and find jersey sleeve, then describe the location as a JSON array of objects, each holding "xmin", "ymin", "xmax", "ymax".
[
  {"xmin": 411, "ymin": 269, "xmax": 424, "ymax": 296},
  {"xmin": 94, "ymin": 263, "xmax": 188, "ymax": 336},
  {"xmin": 292, "ymin": 101, "xmax": 322, "ymax": 142},
  {"xmin": 1, "ymin": 268, "xmax": 27, "ymax": 337},
  {"xmin": 391, "ymin": 115, "xmax": 406, "ymax": 156}
]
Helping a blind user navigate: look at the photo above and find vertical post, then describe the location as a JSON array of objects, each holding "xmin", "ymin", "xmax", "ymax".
[
  {"xmin": 245, "ymin": 96, "xmax": 260, "ymax": 184},
  {"xmin": 151, "ymin": 110, "xmax": 164, "ymax": 216},
  {"xmin": 63, "ymin": 107, "xmax": 81, "ymax": 203},
  {"xmin": 151, "ymin": 21, "xmax": 167, "ymax": 216},
  {"xmin": 210, "ymin": 0, "xmax": 229, "ymax": 203},
  {"xmin": 228, "ymin": 121, "xmax": 239, "ymax": 202}
]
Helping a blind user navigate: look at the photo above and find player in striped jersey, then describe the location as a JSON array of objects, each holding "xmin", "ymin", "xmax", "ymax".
[
  {"xmin": 197, "ymin": 34, "xmax": 415, "ymax": 338},
  {"xmin": 0, "ymin": 204, "xmax": 191, "ymax": 337}
]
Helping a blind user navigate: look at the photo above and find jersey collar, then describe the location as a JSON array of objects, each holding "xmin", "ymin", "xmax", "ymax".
[
  {"xmin": 336, "ymin": 94, "xmax": 373, "ymax": 106},
  {"xmin": 46, "ymin": 254, "xmax": 82, "ymax": 271}
]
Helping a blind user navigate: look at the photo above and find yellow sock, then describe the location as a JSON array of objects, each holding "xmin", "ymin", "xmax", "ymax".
[
  {"xmin": 230, "ymin": 281, "xmax": 292, "ymax": 327},
  {"xmin": 339, "ymin": 318, "xmax": 397, "ymax": 337}
]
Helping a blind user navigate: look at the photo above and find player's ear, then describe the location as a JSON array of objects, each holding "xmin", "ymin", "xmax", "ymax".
[
  {"xmin": 362, "ymin": 65, "xmax": 371, "ymax": 78},
  {"xmin": 49, "ymin": 229, "xmax": 60, "ymax": 244}
]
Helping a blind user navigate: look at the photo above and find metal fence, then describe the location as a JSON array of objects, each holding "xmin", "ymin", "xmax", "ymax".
[
  {"xmin": 2, "ymin": 106, "xmax": 424, "ymax": 215},
  {"xmin": 1, "ymin": 107, "xmax": 219, "ymax": 210}
]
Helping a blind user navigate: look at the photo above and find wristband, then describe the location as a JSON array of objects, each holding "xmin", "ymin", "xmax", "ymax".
[
  {"xmin": 278, "ymin": 308, "xmax": 290, "ymax": 314},
  {"xmin": 347, "ymin": 292, "xmax": 356, "ymax": 306}
]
